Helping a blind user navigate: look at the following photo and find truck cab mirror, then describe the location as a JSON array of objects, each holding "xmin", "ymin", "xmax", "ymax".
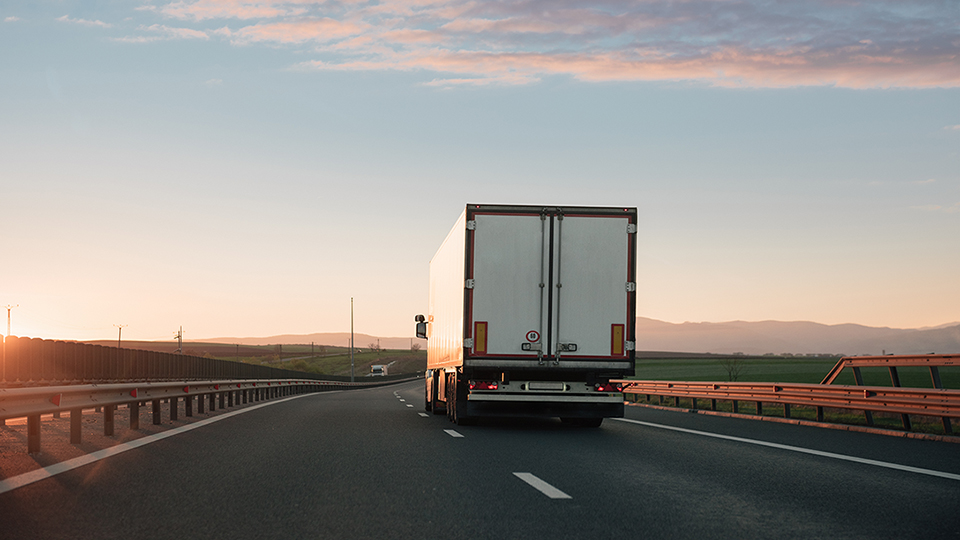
[{"xmin": 416, "ymin": 322, "xmax": 428, "ymax": 339}]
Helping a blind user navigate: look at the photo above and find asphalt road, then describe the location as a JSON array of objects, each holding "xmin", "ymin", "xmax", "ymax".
[{"xmin": 1, "ymin": 379, "xmax": 958, "ymax": 539}]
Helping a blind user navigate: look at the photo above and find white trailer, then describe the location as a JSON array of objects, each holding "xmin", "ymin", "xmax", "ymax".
[{"xmin": 415, "ymin": 204, "xmax": 637, "ymax": 426}]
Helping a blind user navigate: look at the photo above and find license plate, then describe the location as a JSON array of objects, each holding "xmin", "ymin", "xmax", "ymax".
[{"xmin": 528, "ymin": 382, "xmax": 564, "ymax": 391}]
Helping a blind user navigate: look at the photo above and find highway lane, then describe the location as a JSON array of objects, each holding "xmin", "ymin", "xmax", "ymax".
[{"xmin": 1, "ymin": 379, "xmax": 958, "ymax": 539}]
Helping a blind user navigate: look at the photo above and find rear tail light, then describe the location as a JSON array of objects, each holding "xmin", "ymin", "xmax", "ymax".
[
  {"xmin": 469, "ymin": 381, "xmax": 498, "ymax": 390},
  {"xmin": 595, "ymin": 383, "xmax": 622, "ymax": 392}
]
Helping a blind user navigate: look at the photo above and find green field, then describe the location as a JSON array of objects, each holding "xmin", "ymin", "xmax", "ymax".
[
  {"xmin": 217, "ymin": 347, "xmax": 427, "ymax": 378},
  {"xmin": 633, "ymin": 355, "xmax": 960, "ymax": 389}
]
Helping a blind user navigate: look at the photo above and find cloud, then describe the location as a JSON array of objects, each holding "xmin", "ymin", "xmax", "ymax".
[
  {"xmin": 4, "ymin": 16, "xmax": 20, "ymax": 22},
  {"xmin": 912, "ymin": 179, "xmax": 937, "ymax": 185},
  {"xmin": 214, "ymin": 18, "xmax": 365, "ymax": 45},
  {"xmin": 143, "ymin": 0, "xmax": 960, "ymax": 88},
  {"xmin": 159, "ymin": 0, "xmax": 310, "ymax": 20},
  {"xmin": 57, "ymin": 15, "xmax": 113, "ymax": 28},
  {"xmin": 945, "ymin": 125, "xmax": 960, "ymax": 131},
  {"xmin": 115, "ymin": 24, "xmax": 210, "ymax": 43}
]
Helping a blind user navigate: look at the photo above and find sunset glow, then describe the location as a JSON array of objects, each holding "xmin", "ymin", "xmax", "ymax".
[{"xmin": 0, "ymin": 1, "xmax": 957, "ymax": 342}]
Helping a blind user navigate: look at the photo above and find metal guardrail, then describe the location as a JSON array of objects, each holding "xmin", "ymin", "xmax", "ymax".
[
  {"xmin": 820, "ymin": 354, "xmax": 958, "ymax": 385},
  {"xmin": 614, "ymin": 377, "xmax": 959, "ymax": 435},
  {"xmin": 0, "ymin": 375, "xmax": 419, "ymax": 454}
]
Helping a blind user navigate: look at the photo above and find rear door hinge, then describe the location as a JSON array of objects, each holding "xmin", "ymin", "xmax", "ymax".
[
  {"xmin": 465, "ymin": 279, "xmax": 475, "ymax": 289},
  {"xmin": 464, "ymin": 338, "xmax": 474, "ymax": 348},
  {"xmin": 626, "ymin": 282, "xmax": 636, "ymax": 292},
  {"xmin": 625, "ymin": 341, "xmax": 636, "ymax": 351},
  {"xmin": 466, "ymin": 220, "xmax": 477, "ymax": 230},
  {"xmin": 627, "ymin": 224, "xmax": 637, "ymax": 234}
]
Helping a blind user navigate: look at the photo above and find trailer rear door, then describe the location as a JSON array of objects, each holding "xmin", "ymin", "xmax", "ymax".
[{"xmin": 549, "ymin": 213, "xmax": 633, "ymax": 360}]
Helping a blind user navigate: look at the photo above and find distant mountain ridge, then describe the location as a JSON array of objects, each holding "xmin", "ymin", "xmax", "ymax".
[
  {"xmin": 195, "ymin": 333, "xmax": 425, "ymax": 350},
  {"xmin": 194, "ymin": 319, "xmax": 960, "ymax": 357},
  {"xmin": 635, "ymin": 318, "xmax": 960, "ymax": 356}
]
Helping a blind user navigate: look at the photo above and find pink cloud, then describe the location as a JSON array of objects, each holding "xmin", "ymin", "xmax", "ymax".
[{"xmin": 143, "ymin": 0, "xmax": 960, "ymax": 89}]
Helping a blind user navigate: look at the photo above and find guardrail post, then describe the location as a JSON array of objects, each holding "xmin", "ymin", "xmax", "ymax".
[
  {"xmin": 171, "ymin": 397, "xmax": 179, "ymax": 421},
  {"xmin": 710, "ymin": 399, "xmax": 716, "ymax": 411},
  {"xmin": 783, "ymin": 403, "xmax": 791, "ymax": 419},
  {"xmin": 197, "ymin": 393, "xmax": 205, "ymax": 414},
  {"xmin": 228, "ymin": 391, "xmax": 234, "ymax": 407},
  {"xmin": 129, "ymin": 401, "xmax": 140, "ymax": 430},
  {"xmin": 929, "ymin": 367, "xmax": 953, "ymax": 434},
  {"xmin": 816, "ymin": 406, "xmax": 824, "ymax": 422},
  {"xmin": 185, "ymin": 395, "xmax": 193, "ymax": 417},
  {"xmin": 690, "ymin": 397, "xmax": 697, "ymax": 410},
  {"xmin": 732, "ymin": 400, "xmax": 738, "ymax": 413},
  {"xmin": 208, "ymin": 393, "xmax": 216, "ymax": 412},
  {"xmin": 152, "ymin": 399, "xmax": 161, "ymax": 425},
  {"xmin": 71, "ymin": 409, "xmax": 82, "ymax": 443},
  {"xmin": 756, "ymin": 401, "xmax": 763, "ymax": 415},
  {"xmin": 887, "ymin": 367, "xmax": 912, "ymax": 429},
  {"xmin": 852, "ymin": 367, "xmax": 874, "ymax": 426},
  {"xmin": 104, "ymin": 405, "xmax": 115, "ymax": 436},
  {"xmin": 673, "ymin": 396, "xmax": 679, "ymax": 407},
  {"xmin": 27, "ymin": 414, "xmax": 41, "ymax": 454}
]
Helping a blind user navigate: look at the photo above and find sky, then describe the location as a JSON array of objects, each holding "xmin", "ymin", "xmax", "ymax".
[{"xmin": 1, "ymin": 0, "xmax": 958, "ymax": 342}]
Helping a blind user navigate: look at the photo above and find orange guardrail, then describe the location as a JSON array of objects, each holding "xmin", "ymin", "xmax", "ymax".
[
  {"xmin": 614, "ymin": 378, "xmax": 959, "ymax": 435},
  {"xmin": 820, "ymin": 354, "xmax": 959, "ymax": 385}
]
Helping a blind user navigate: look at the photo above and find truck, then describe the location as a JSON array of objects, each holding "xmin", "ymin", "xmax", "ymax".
[{"xmin": 415, "ymin": 204, "xmax": 637, "ymax": 427}]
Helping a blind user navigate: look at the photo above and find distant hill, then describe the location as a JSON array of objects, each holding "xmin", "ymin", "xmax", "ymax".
[
  {"xmin": 90, "ymin": 320, "xmax": 957, "ymax": 357},
  {"xmin": 635, "ymin": 318, "xmax": 960, "ymax": 356},
  {"xmin": 194, "ymin": 333, "xmax": 425, "ymax": 350}
]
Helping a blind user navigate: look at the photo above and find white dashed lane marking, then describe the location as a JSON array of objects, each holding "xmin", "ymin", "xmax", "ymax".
[
  {"xmin": 418, "ymin": 413, "xmax": 428, "ymax": 417},
  {"xmin": 513, "ymin": 473, "xmax": 572, "ymax": 499},
  {"xmin": 444, "ymin": 429, "xmax": 464, "ymax": 438}
]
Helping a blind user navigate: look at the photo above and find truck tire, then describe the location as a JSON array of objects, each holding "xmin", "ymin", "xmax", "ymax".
[
  {"xmin": 452, "ymin": 372, "xmax": 474, "ymax": 426},
  {"xmin": 446, "ymin": 373, "xmax": 455, "ymax": 422},
  {"xmin": 425, "ymin": 376, "xmax": 434, "ymax": 412}
]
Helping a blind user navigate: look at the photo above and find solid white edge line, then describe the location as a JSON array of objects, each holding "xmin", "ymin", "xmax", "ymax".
[
  {"xmin": 444, "ymin": 429, "xmax": 464, "ymax": 438},
  {"xmin": 0, "ymin": 391, "xmax": 340, "ymax": 496},
  {"xmin": 612, "ymin": 418, "xmax": 960, "ymax": 482},
  {"xmin": 513, "ymin": 472, "xmax": 572, "ymax": 499}
]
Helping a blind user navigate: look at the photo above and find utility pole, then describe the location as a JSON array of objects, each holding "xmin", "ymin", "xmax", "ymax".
[
  {"xmin": 350, "ymin": 296, "xmax": 353, "ymax": 382},
  {"xmin": 236, "ymin": 343, "xmax": 239, "ymax": 362},
  {"xmin": 5, "ymin": 304, "xmax": 17, "ymax": 337},
  {"xmin": 174, "ymin": 326, "xmax": 183, "ymax": 354},
  {"xmin": 114, "ymin": 324, "xmax": 127, "ymax": 349}
]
